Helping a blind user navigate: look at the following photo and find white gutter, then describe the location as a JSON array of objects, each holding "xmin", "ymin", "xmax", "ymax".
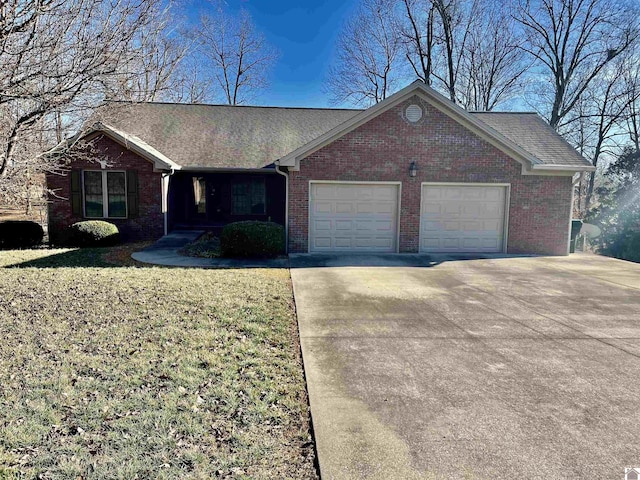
[
  {"xmin": 275, "ymin": 163, "xmax": 289, "ymax": 254},
  {"xmin": 532, "ymin": 164, "xmax": 596, "ymax": 172}
]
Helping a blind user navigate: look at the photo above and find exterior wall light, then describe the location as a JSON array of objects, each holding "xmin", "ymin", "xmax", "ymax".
[{"xmin": 409, "ymin": 161, "xmax": 417, "ymax": 177}]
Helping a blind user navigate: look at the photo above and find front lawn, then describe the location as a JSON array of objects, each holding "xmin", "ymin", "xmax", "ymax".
[{"xmin": 0, "ymin": 246, "xmax": 316, "ymax": 479}]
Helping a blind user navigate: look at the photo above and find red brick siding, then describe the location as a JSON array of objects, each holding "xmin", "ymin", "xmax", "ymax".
[
  {"xmin": 289, "ymin": 96, "xmax": 572, "ymax": 255},
  {"xmin": 47, "ymin": 136, "xmax": 164, "ymax": 243}
]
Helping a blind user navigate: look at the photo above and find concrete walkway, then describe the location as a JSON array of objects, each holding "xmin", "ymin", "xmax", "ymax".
[
  {"xmin": 131, "ymin": 230, "xmax": 288, "ymax": 268},
  {"xmin": 290, "ymin": 253, "xmax": 640, "ymax": 479}
]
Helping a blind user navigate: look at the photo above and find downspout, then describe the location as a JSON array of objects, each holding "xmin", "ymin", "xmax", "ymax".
[
  {"xmin": 275, "ymin": 163, "xmax": 289, "ymax": 254},
  {"xmin": 162, "ymin": 167, "xmax": 175, "ymax": 236},
  {"xmin": 572, "ymin": 171, "xmax": 586, "ymax": 186}
]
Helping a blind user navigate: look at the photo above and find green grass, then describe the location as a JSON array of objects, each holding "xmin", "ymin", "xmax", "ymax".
[{"xmin": 0, "ymin": 246, "xmax": 316, "ymax": 479}]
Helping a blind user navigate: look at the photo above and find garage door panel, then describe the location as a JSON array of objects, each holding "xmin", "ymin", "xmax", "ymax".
[
  {"xmin": 313, "ymin": 201, "xmax": 333, "ymax": 214},
  {"xmin": 313, "ymin": 236, "xmax": 332, "ymax": 249},
  {"xmin": 444, "ymin": 204, "xmax": 462, "ymax": 214},
  {"xmin": 314, "ymin": 220, "xmax": 332, "ymax": 231},
  {"xmin": 483, "ymin": 220, "xmax": 502, "ymax": 231},
  {"xmin": 356, "ymin": 220, "xmax": 393, "ymax": 231},
  {"xmin": 421, "ymin": 185, "xmax": 507, "ymax": 253},
  {"xmin": 443, "ymin": 221, "xmax": 461, "ymax": 231},
  {"xmin": 442, "ymin": 238, "xmax": 461, "ymax": 249},
  {"xmin": 335, "ymin": 202, "xmax": 354, "ymax": 214},
  {"xmin": 335, "ymin": 220, "xmax": 353, "ymax": 230},
  {"xmin": 481, "ymin": 238, "xmax": 500, "ymax": 248},
  {"xmin": 374, "ymin": 220, "xmax": 395, "ymax": 231},
  {"xmin": 334, "ymin": 237, "xmax": 353, "ymax": 248},
  {"xmin": 355, "ymin": 202, "xmax": 374, "ymax": 214},
  {"xmin": 423, "ymin": 189, "xmax": 443, "ymax": 200},
  {"xmin": 310, "ymin": 183, "xmax": 399, "ymax": 253},
  {"xmin": 484, "ymin": 188, "xmax": 504, "ymax": 201},
  {"xmin": 313, "ymin": 184, "xmax": 335, "ymax": 198},
  {"xmin": 461, "ymin": 221, "xmax": 482, "ymax": 232}
]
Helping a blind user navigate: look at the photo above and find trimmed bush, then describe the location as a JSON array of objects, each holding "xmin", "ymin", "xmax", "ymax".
[
  {"xmin": 0, "ymin": 220, "xmax": 44, "ymax": 249},
  {"xmin": 67, "ymin": 220, "xmax": 120, "ymax": 247},
  {"xmin": 220, "ymin": 221, "xmax": 285, "ymax": 258}
]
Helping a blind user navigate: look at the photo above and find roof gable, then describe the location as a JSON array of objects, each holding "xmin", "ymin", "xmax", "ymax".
[{"xmin": 278, "ymin": 81, "xmax": 594, "ymax": 174}]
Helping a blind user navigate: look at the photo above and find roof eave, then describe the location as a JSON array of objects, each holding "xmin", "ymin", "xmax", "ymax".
[
  {"xmin": 530, "ymin": 164, "xmax": 595, "ymax": 172},
  {"xmin": 92, "ymin": 123, "xmax": 181, "ymax": 172},
  {"xmin": 47, "ymin": 122, "xmax": 181, "ymax": 172}
]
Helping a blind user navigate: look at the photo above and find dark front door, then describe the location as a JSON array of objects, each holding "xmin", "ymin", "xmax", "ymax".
[
  {"xmin": 186, "ymin": 175, "xmax": 224, "ymax": 224},
  {"xmin": 188, "ymin": 176, "xmax": 207, "ymax": 222}
]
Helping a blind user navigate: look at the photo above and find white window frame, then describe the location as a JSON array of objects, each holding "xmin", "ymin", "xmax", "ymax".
[{"xmin": 82, "ymin": 170, "xmax": 128, "ymax": 219}]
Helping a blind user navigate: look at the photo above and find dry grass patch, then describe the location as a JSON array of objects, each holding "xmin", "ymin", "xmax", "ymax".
[{"xmin": 0, "ymin": 246, "xmax": 316, "ymax": 479}]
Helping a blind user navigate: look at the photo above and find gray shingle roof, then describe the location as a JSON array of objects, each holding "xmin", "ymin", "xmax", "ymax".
[
  {"xmin": 99, "ymin": 102, "xmax": 591, "ymax": 170},
  {"xmin": 471, "ymin": 112, "xmax": 591, "ymax": 168},
  {"xmin": 102, "ymin": 103, "xmax": 361, "ymax": 169}
]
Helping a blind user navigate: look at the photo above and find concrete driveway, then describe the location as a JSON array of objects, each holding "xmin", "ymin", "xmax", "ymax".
[{"xmin": 289, "ymin": 253, "xmax": 640, "ymax": 480}]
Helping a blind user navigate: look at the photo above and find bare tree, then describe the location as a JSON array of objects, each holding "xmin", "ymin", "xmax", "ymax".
[
  {"xmin": 516, "ymin": 0, "xmax": 640, "ymax": 131},
  {"xmin": 400, "ymin": 0, "xmax": 498, "ymax": 106},
  {"xmin": 123, "ymin": 23, "xmax": 190, "ymax": 102},
  {"xmin": 430, "ymin": 0, "xmax": 480, "ymax": 103},
  {"xmin": 0, "ymin": 0, "xmax": 178, "ymax": 209},
  {"xmin": 327, "ymin": 0, "xmax": 403, "ymax": 106},
  {"xmin": 193, "ymin": 6, "xmax": 277, "ymax": 105},
  {"xmin": 457, "ymin": 4, "xmax": 530, "ymax": 111},
  {"xmin": 401, "ymin": 0, "xmax": 436, "ymax": 85},
  {"xmin": 166, "ymin": 57, "xmax": 214, "ymax": 104},
  {"xmin": 621, "ymin": 52, "xmax": 640, "ymax": 154},
  {"xmin": 579, "ymin": 57, "xmax": 640, "ymax": 210}
]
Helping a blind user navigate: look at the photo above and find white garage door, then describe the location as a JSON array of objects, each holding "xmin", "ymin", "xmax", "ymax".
[
  {"xmin": 420, "ymin": 184, "xmax": 508, "ymax": 253},
  {"xmin": 309, "ymin": 183, "xmax": 399, "ymax": 253}
]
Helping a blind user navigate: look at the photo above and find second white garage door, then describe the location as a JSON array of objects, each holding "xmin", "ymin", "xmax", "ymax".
[
  {"xmin": 420, "ymin": 184, "xmax": 508, "ymax": 253},
  {"xmin": 309, "ymin": 182, "xmax": 399, "ymax": 253}
]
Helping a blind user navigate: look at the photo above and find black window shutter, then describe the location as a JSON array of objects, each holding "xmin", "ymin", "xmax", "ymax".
[
  {"xmin": 70, "ymin": 170, "xmax": 82, "ymax": 216},
  {"xmin": 127, "ymin": 170, "xmax": 139, "ymax": 217}
]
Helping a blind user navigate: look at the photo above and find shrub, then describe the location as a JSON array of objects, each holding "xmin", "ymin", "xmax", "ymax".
[
  {"xmin": 620, "ymin": 230, "xmax": 640, "ymax": 263},
  {"xmin": 67, "ymin": 220, "xmax": 120, "ymax": 247},
  {"xmin": 220, "ymin": 221, "xmax": 284, "ymax": 258},
  {"xmin": 0, "ymin": 220, "xmax": 44, "ymax": 249}
]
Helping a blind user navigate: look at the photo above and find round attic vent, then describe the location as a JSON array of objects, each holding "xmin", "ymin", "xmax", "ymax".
[{"xmin": 406, "ymin": 104, "xmax": 423, "ymax": 123}]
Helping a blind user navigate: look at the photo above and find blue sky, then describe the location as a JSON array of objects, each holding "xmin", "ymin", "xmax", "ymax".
[{"xmin": 185, "ymin": 0, "xmax": 360, "ymax": 107}]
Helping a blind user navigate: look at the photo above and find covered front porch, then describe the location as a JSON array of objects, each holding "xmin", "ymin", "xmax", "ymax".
[{"xmin": 167, "ymin": 169, "xmax": 286, "ymax": 233}]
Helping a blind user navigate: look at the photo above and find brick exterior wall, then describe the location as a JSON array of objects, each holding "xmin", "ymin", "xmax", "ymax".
[
  {"xmin": 47, "ymin": 136, "xmax": 164, "ymax": 243},
  {"xmin": 288, "ymin": 95, "xmax": 573, "ymax": 255}
]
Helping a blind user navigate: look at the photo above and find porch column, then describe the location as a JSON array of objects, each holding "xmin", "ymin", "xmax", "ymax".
[{"xmin": 161, "ymin": 172, "xmax": 171, "ymax": 235}]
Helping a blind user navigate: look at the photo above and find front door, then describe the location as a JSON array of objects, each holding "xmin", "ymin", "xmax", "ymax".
[{"xmin": 186, "ymin": 176, "xmax": 225, "ymax": 224}]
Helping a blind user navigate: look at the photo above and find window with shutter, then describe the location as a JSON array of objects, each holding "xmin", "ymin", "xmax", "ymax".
[{"xmin": 82, "ymin": 170, "xmax": 128, "ymax": 219}]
